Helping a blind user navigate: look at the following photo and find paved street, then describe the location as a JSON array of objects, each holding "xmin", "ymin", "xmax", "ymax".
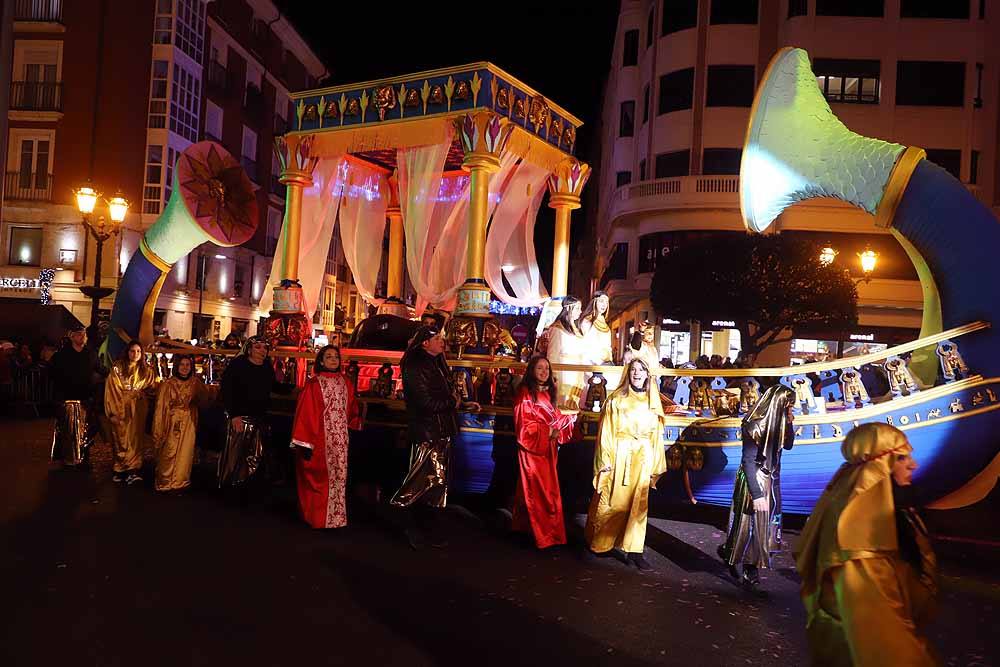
[{"xmin": 1, "ymin": 417, "xmax": 997, "ymax": 667}]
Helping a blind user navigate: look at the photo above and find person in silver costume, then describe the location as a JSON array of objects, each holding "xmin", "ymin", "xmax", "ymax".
[
  {"xmin": 390, "ymin": 326, "xmax": 479, "ymax": 549},
  {"xmin": 218, "ymin": 336, "xmax": 278, "ymax": 490},
  {"xmin": 49, "ymin": 324, "xmax": 100, "ymax": 468},
  {"xmin": 718, "ymin": 383, "xmax": 795, "ymax": 592}
]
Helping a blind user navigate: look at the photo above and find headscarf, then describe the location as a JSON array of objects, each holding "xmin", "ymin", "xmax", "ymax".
[
  {"xmin": 607, "ymin": 357, "xmax": 665, "ymax": 418},
  {"xmin": 534, "ymin": 298, "xmax": 564, "ymax": 338},
  {"xmin": 742, "ymin": 384, "xmax": 795, "ymax": 471},
  {"xmin": 794, "ymin": 423, "xmax": 912, "ymax": 605},
  {"xmin": 172, "ymin": 354, "xmax": 195, "ymax": 380}
]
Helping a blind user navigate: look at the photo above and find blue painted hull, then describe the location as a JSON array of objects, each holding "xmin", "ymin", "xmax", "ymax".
[{"xmin": 442, "ymin": 376, "xmax": 1000, "ymax": 515}]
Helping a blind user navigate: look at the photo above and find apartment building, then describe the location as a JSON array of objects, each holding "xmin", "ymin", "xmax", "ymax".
[
  {"xmin": 0, "ymin": 0, "xmax": 343, "ymax": 343},
  {"xmin": 594, "ymin": 0, "xmax": 999, "ymax": 365}
]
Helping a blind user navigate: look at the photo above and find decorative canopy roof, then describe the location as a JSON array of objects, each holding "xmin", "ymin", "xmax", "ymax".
[{"xmin": 286, "ymin": 62, "xmax": 584, "ymax": 173}]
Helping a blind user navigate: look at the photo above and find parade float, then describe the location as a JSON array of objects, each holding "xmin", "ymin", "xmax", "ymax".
[{"xmin": 111, "ymin": 56, "xmax": 999, "ymax": 515}]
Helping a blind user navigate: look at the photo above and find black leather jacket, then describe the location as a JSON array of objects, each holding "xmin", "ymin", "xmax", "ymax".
[{"xmin": 402, "ymin": 349, "xmax": 457, "ymax": 443}]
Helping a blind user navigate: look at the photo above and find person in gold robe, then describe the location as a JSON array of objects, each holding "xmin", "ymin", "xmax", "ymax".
[
  {"xmin": 152, "ymin": 355, "xmax": 206, "ymax": 493},
  {"xmin": 585, "ymin": 357, "xmax": 666, "ymax": 570},
  {"xmin": 106, "ymin": 339, "xmax": 157, "ymax": 485},
  {"xmin": 794, "ymin": 423, "xmax": 938, "ymax": 666}
]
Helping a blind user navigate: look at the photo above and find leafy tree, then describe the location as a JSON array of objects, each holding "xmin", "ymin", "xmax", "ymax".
[{"xmin": 649, "ymin": 233, "xmax": 858, "ymax": 362}]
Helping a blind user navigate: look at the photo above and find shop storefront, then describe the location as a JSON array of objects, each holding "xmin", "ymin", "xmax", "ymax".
[{"xmin": 790, "ymin": 325, "xmax": 919, "ymax": 364}]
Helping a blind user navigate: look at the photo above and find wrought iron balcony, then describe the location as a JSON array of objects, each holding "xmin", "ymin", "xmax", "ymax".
[
  {"xmin": 9, "ymin": 81, "xmax": 62, "ymax": 112},
  {"xmin": 4, "ymin": 171, "xmax": 53, "ymax": 201},
  {"xmin": 14, "ymin": 0, "xmax": 63, "ymax": 22}
]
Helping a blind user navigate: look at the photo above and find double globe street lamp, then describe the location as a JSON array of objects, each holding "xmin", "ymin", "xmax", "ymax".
[
  {"xmin": 819, "ymin": 244, "xmax": 879, "ymax": 284},
  {"xmin": 73, "ymin": 185, "xmax": 130, "ymax": 340}
]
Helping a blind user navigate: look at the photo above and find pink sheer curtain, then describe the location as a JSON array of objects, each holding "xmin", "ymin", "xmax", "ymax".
[
  {"xmin": 259, "ymin": 156, "xmax": 346, "ymax": 317},
  {"xmin": 338, "ymin": 161, "xmax": 388, "ymax": 304},
  {"xmin": 484, "ymin": 160, "xmax": 550, "ymax": 306}
]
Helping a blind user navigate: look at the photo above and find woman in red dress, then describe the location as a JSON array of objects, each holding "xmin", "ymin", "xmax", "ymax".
[
  {"xmin": 291, "ymin": 345, "xmax": 361, "ymax": 529},
  {"xmin": 512, "ymin": 355, "xmax": 578, "ymax": 548}
]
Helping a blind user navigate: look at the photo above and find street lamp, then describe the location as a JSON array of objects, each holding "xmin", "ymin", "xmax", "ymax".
[
  {"xmin": 857, "ymin": 247, "xmax": 879, "ymax": 284},
  {"xmin": 74, "ymin": 185, "xmax": 129, "ymax": 340},
  {"xmin": 818, "ymin": 246, "xmax": 838, "ymax": 266}
]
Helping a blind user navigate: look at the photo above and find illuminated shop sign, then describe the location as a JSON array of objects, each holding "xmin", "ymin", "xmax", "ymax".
[
  {"xmin": 849, "ymin": 333, "xmax": 875, "ymax": 341},
  {"xmin": 712, "ymin": 320, "xmax": 736, "ymax": 327}
]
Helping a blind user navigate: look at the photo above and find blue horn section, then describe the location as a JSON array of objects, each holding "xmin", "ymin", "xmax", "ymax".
[
  {"xmin": 891, "ymin": 160, "xmax": 1000, "ymax": 500},
  {"xmin": 106, "ymin": 246, "xmax": 166, "ymax": 360}
]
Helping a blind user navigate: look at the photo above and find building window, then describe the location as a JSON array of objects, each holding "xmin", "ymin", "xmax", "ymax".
[
  {"xmin": 658, "ymin": 68, "xmax": 695, "ymax": 114},
  {"xmin": 788, "ymin": 0, "xmax": 808, "ymax": 17},
  {"xmin": 710, "ymin": 0, "xmax": 758, "ymax": 24},
  {"xmin": 164, "ymin": 146, "xmax": 177, "ymax": 206},
  {"xmin": 974, "ymin": 62, "xmax": 984, "ymax": 108},
  {"xmin": 622, "ymin": 29, "xmax": 639, "ymax": 67},
  {"xmin": 900, "ymin": 0, "xmax": 969, "ymax": 18},
  {"xmin": 924, "ymin": 149, "xmax": 962, "ymax": 179},
  {"xmin": 616, "ymin": 171, "xmax": 632, "ymax": 187},
  {"xmin": 639, "ymin": 159, "xmax": 647, "ymax": 180},
  {"xmin": 15, "ymin": 137, "xmax": 51, "ymax": 191},
  {"xmin": 174, "ymin": 0, "xmax": 206, "ymax": 63},
  {"xmin": 205, "ymin": 100, "xmax": 223, "ymax": 142},
  {"xmin": 646, "ymin": 7, "xmax": 655, "ymax": 46},
  {"xmin": 815, "ymin": 0, "xmax": 884, "ymax": 16},
  {"xmin": 702, "ymin": 148, "xmax": 743, "ymax": 175},
  {"xmin": 143, "ymin": 145, "xmax": 164, "ymax": 214},
  {"xmin": 705, "ymin": 65, "xmax": 755, "ymax": 107},
  {"xmin": 606, "ymin": 243, "xmax": 629, "ymax": 282},
  {"xmin": 814, "ymin": 58, "xmax": 880, "ymax": 104},
  {"xmin": 153, "ymin": 0, "xmax": 173, "ymax": 44},
  {"xmin": 9, "ymin": 227, "xmax": 42, "ymax": 266},
  {"xmin": 662, "ymin": 0, "xmax": 698, "ymax": 35},
  {"xmin": 655, "ymin": 150, "xmax": 691, "ymax": 178},
  {"xmin": 169, "ymin": 63, "xmax": 201, "ymax": 143},
  {"xmin": 896, "ymin": 61, "xmax": 965, "ymax": 106},
  {"xmin": 980, "ymin": 0, "xmax": 986, "ymax": 19},
  {"xmin": 642, "ymin": 84, "xmax": 650, "ymax": 123},
  {"xmin": 266, "ymin": 207, "xmax": 282, "ymax": 256},
  {"xmin": 619, "ymin": 101, "xmax": 636, "ymax": 137},
  {"xmin": 147, "ymin": 60, "xmax": 168, "ymax": 129},
  {"xmin": 970, "ymin": 150, "xmax": 980, "ymax": 185}
]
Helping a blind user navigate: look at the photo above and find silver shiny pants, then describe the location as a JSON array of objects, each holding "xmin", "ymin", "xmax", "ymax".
[
  {"xmin": 51, "ymin": 400, "xmax": 92, "ymax": 466},
  {"xmin": 720, "ymin": 465, "xmax": 781, "ymax": 569},
  {"xmin": 217, "ymin": 418, "xmax": 267, "ymax": 489},
  {"xmin": 390, "ymin": 438, "xmax": 452, "ymax": 509}
]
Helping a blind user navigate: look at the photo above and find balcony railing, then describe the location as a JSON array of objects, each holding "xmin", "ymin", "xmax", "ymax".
[
  {"xmin": 207, "ymin": 61, "xmax": 228, "ymax": 97},
  {"xmin": 4, "ymin": 171, "xmax": 53, "ymax": 201},
  {"xmin": 9, "ymin": 81, "xmax": 62, "ymax": 112},
  {"xmin": 243, "ymin": 84, "xmax": 265, "ymax": 125},
  {"xmin": 241, "ymin": 156, "xmax": 258, "ymax": 183},
  {"xmin": 14, "ymin": 0, "xmax": 63, "ymax": 22}
]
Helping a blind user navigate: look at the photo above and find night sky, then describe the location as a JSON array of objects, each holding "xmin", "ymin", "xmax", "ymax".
[{"xmin": 275, "ymin": 1, "xmax": 622, "ymax": 293}]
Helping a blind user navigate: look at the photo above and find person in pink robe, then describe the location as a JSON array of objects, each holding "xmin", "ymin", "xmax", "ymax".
[
  {"xmin": 291, "ymin": 345, "xmax": 361, "ymax": 529},
  {"xmin": 512, "ymin": 355, "xmax": 578, "ymax": 549}
]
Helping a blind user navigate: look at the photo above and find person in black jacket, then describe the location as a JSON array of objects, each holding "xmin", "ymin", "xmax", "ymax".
[
  {"xmin": 390, "ymin": 326, "xmax": 479, "ymax": 547},
  {"xmin": 49, "ymin": 325, "xmax": 100, "ymax": 467},
  {"xmin": 217, "ymin": 336, "xmax": 279, "ymax": 489},
  {"xmin": 718, "ymin": 384, "xmax": 795, "ymax": 592}
]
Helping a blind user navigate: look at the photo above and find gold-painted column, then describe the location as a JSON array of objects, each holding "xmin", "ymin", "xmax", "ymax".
[
  {"xmin": 454, "ymin": 111, "xmax": 510, "ymax": 316},
  {"xmin": 546, "ymin": 158, "xmax": 591, "ymax": 298},
  {"xmin": 268, "ymin": 134, "xmax": 318, "ymax": 347},
  {"xmin": 379, "ymin": 172, "xmax": 409, "ymax": 317}
]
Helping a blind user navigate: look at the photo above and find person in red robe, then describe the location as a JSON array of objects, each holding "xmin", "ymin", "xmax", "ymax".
[
  {"xmin": 512, "ymin": 355, "xmax": 578, "ymax": 549},
  {"xmin": 291, "ymin": 345, "xmax": 361, "ymax": 529}
]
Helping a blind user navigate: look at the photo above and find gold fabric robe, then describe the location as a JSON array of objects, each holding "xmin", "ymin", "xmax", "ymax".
[
  {"xmin": 585, "ymin": 388, "xmax": 666, "ymax": 553},
  {"xmin": 795, "ymin": 423, "xmax": 938, "ymax": 666},
  {"xmin": 152, "ymin": 375, "xmax": 205, "ymax": 491},
  {"xmin": 547, "ymin": 323, "xmax": 586, "ymax": 413},
  {"xmin": 105, "ymin": 360, "xmax": 156, "ymax": 473}
]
